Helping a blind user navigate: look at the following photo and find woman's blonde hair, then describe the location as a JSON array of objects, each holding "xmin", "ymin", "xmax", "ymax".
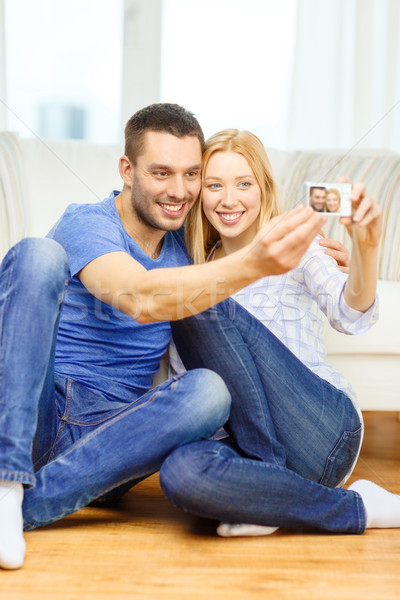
[{"xmin": 185, "ymin": 129, "xmax": 282, "ymax": 263}]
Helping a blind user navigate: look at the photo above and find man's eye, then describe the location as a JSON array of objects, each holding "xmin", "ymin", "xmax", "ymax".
[
  {"xmin": 154, "ymin": 171, "xmax": 168, "ymax": 177},
  {"xmin": 186, "ymin": 171, "xmax": 200, "ymax": 178}
]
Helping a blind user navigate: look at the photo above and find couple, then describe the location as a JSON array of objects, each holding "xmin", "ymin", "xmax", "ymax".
[
  {"xmin": 309, "ymin": 186, "xmax": 341, "ymax": 213},
  {"xmin": 0, "ymin": 103, "xmax": 398, "ymax": 570}
]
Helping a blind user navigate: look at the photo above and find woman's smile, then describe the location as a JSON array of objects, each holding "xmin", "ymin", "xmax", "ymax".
[{"xmin": 216, "ymin": 210, "xmax": 245, "ymax": 225}]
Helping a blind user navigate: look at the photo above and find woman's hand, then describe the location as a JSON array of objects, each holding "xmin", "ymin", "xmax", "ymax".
[
  {"xmin": 340, "ymin": 181, "xmax": 382, "ymax": 247},
  {"xmin": 319, "ymin": 236, "xmax": 349, "ymax": 273},
  {"xmin": 249, "ymin": 207, "xmax": 326, "ymax": 276}
]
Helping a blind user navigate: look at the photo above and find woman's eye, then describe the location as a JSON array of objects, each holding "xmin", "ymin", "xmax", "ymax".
[
  {"xmin": 207, "ymin": 183, "xmax": 221, "ymax": 190},
  {"xmin": 238, "ymin": 181, "xmax": 251, "ymax": 189}
]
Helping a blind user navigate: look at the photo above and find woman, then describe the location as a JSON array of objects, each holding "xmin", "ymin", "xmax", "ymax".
[
  {"xmin": 326, "ymin": 188, "xmax": 341, "ymax": 213},
  {"xmin": 160, "ymin": 129, "xmax": 400, "ymax": 536}
]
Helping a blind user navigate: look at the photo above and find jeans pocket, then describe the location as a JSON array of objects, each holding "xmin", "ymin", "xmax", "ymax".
[
  {"xmin": 54, "ymin": 374, "xmax": 131, "ymax": 426},
  {"xmin": 51, "ymin": 375, "xmax": 134, "ymax": 460},
  {"xmin": 319, "ymin": 425, "xmax": 363, "ymax": 488}
]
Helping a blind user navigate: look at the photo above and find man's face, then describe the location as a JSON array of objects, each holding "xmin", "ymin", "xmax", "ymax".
[
  {"xmin": 310, "ymin": 189, "xmax": 327, "ymax": 211},
  {"xmin": 129, "ymin": 131, "xmax": 202, "ymax": 231}
]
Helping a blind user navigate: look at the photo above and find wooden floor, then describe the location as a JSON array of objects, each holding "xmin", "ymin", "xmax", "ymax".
[{"xmin": 3, "ymin": 411, "xmax": 400, "ymax": 600}]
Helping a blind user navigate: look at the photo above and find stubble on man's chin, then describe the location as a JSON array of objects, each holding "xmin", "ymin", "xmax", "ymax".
[{"xmin": 131, "ymin": 193, "xmax": 194, "ymax": 232}]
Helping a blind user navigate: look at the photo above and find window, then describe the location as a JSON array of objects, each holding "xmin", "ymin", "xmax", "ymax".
[{"xmin": 4, "ymin": 0, "xmax": 123, "ymax": 143}]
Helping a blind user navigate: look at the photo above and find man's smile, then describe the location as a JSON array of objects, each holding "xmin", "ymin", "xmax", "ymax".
[{"xmin": 159, "ymin": 202, "xmax": 186, "ymax": 216}]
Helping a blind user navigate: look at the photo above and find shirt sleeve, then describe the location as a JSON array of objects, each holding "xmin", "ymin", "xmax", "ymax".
[
  {"xmin": 49, "ymin": 204, "xmax": 127, "ymax": 277},
  {"xmin": 302, "ymin": 240, "xmax": 379, "ymax": 335}
]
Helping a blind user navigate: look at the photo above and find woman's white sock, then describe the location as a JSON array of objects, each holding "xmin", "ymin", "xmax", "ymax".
[
  {"xmin": 0, "ymin": 482, "xmax": 26, "ymax": 569},
  {"xmin": 348, "ymin": 479, "xmax": 400, "ymax": 529},
  {"xmin": 217, "ymin": 522, "xmax": 279, "ymax": 537}
]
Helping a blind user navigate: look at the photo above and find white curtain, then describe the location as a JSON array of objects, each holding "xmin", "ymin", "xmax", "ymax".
[
  {"xmin": 121, "ymin": 0, "xmax": 162, "ymax": 127},
  {"xmin": 0, "ymin": 0, "xmax": 6, "ymax": 131},
  {"xmin": 287, "ymin": 0, "xmax": 400, "ymax": 151}
]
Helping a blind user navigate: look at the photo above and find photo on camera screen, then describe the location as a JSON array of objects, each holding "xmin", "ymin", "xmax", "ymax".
[{"xmin": 304, "ymin": 182, "xmax": 352, "ymax": 217}]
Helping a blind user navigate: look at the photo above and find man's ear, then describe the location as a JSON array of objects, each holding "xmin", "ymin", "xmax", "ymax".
[{"xmin": 119, "ymin": 155, "xmax": 134, "ymax": 187}]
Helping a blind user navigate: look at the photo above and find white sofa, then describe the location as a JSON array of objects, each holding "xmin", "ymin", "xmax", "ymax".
[{"xmin": 1, "ymin": 133, "xmax": 399, "ymax": 411}]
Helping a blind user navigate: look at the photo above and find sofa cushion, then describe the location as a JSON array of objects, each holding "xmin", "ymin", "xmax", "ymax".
[{"xmin": 20, "ymin": 137, "xmax": 122, "ymax": 237}]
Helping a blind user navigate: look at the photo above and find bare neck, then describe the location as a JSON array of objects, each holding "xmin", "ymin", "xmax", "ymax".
[
  {"xmin": 216, "ymin": 230, "xmax": 256, "ymax": 259},
  {"xmin": 115, "ymin": 189, "xmax": 165, "ymax": 259}
]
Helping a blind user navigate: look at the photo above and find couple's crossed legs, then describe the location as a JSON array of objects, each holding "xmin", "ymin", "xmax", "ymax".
[
  {"xmin": 161, "ymin": 299, "xmax": 396, "ymax": 533},
  {"xmin": 0, "ymin": 238, "xmax": 230, "ymax": 568}
]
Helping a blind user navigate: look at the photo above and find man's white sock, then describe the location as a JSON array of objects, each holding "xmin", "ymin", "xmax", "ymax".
[
  {"xmin": 0, "ymin": 481, "xmax": 26, "ymax": 569},
  {"xmin": 217, "ymin": 522, "xmax": 279, "ymax": 537},
  {"xmin": 348, "ymin": 479, "xmax": 400, "ymax": 529}
]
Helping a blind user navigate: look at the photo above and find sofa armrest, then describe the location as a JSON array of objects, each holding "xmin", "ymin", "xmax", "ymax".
[
  {"xmin": 325, "ymin": 280, "xmax": 400, "ymax": 410},
  {"xmin": 324, "ymin": 280, "xmax": 400, "ymax": 356}
]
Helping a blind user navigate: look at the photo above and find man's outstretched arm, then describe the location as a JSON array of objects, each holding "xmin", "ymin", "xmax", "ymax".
[{"xmin": 79, "ymin": 206, "xmax": 325, "ymax": 323}]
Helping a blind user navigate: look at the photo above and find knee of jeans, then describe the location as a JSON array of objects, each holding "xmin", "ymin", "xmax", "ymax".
[
  {"xmin": 15, "ymin": 238, "xmax": 68, "ymax": 294},
  {"xmin": 160, "ymin": 442, "xmax": 220, "ymax": 508},
  {"xmin": 186, "ymin": 368, "xmax": 231, "ymax": 427}
]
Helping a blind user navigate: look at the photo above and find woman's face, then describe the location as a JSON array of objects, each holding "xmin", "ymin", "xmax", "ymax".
[
  {"xmin": 326, "ymin": 192, "xmax": 340, "ymax": 213},
  {"xmin": 202, "ymin": 151, "xmax": 262, "ymax": 246}
]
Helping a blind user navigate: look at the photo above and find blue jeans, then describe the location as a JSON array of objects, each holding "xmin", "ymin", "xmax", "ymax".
[
  {"xmin": 0, "ymin": 238, "xmax": 231, "ymax": 529},
  {"xmin": 160, "ymin": 300, "xmax": 366, "ymax": 533}
]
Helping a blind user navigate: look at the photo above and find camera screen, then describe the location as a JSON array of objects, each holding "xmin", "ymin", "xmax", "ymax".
[{"xmin": 305, "ymin": 182, "xmax": 352, "ymax": 217}]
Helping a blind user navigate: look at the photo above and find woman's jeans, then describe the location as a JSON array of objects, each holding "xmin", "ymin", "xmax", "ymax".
[
  {"xmin": 0, "ymin": 239, "xmax": 231, "ymax": 530},
  {"xmin": 160, "ymin": 300, "xmax": 367, "ymax": 534}
]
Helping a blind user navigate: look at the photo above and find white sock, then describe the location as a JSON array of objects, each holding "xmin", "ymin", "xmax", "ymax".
[
  {"xmin": 348, "ymin": 479, "xmax": 400, "ymax": 529},
  {"xmin": 217, "ymin": 522, "xmax": 279, "ymax": 537},
  {"xmin": 0, "ymin": 482, "xmax": 26, "ymax": 569}
]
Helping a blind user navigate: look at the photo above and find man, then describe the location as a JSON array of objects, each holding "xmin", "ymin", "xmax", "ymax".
[
  {"xmin": 309, "ymin": 186, "xmax": 327, "ymax": 211},
  {"xmin": 0, "ymin": 103, "xmax": 325, "ymax": 569}
]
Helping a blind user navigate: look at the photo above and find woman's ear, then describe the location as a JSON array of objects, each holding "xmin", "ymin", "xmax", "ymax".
[{"xmin": 119, "ymin": 155, "xmax": 133, "ymax": 188}]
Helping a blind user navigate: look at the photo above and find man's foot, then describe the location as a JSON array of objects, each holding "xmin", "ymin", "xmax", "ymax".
[
  {"xmin": 217, "ymin": 522, "xmax": 279, "ymax": 537},
  {"xmin": 0, "ymin": 482, "xmax": 26, "ymax": 569},
  {"xmin": 348, "ymin": 479, "xmax": 400, "ymax": 528}
]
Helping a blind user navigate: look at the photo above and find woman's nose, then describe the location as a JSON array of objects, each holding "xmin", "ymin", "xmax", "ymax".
[{"xmin": 220, "ymin": 188, "xmax": 237, "ymax": 208}]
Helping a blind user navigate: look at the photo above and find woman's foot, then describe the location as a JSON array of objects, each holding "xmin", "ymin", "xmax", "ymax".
[
  {"xmin": 0, "ymin": 482, "xmax": 26, "ymax": 569},
  {"xmin": 348, "ymin": 479, "xmax": 400, "ymax": 528},
  {"xmin": 217, "ymin": 522, "xmax": 279, "ymax": 537}
]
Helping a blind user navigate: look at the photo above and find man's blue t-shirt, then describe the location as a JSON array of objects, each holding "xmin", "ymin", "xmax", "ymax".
[{"xmin": 47, "ymin": 191, "xmax": 190, "ymax": 402}]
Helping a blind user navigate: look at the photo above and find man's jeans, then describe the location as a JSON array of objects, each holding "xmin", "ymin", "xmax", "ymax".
[
  {"xmin": 0, "ymin": 238, "xmax": 231, "ymax": 529},
  {"xmin": 160, "ymin": 300, "xmax": 366, "ymax": 534}
]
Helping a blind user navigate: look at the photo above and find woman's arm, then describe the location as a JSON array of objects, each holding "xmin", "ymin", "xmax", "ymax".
[{"xmin": 342, "ymin": 183, "xmax": 382, "ymax": 313}]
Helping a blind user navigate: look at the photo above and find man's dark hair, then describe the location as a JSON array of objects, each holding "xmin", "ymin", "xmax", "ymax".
[
  {"xmin": 124, "ymin": 103, "xmax": 204, "ymax": 164},
  {"xmin": 309, "ymin": 186, "xmax": 327, "ymax": 195}
]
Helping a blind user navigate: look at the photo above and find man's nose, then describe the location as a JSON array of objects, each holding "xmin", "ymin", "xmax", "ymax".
[{"xmin": 167, "ymin": 176, "xmax": 187, "ymax": 200}]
